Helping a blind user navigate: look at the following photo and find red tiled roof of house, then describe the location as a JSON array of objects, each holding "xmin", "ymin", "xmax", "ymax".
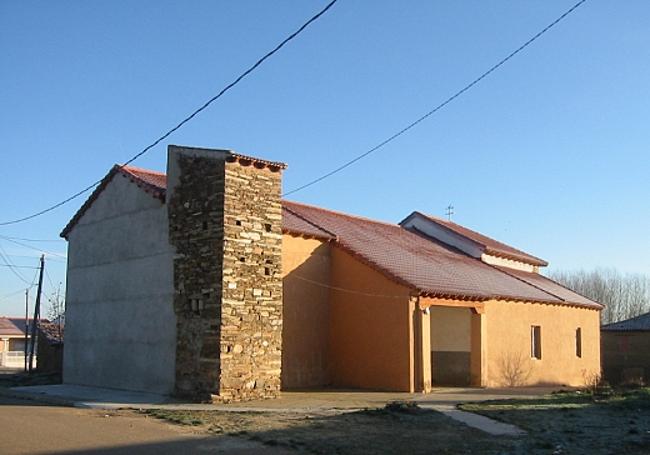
[
  {"xmin": 120, "ymin": 165, "xmax": 167, "ymax": 195},
  {"xmin": 411, "ymin": 213, "xmax": 548, "ymax": 267},
  {"xmin": 283, "ymin": 201, "xmax": 599, "ymax": 307},
  {"xmin": 492, "ymin": 266, "xmax": 597, "ymax": 308},
  {"xmin": 167, "ymin": 145, "xmax": 287, "ymax": 170},
  {"xmin": 59, "ymin": 165, "xmax": 601, "ymax": 308},
  {"xmin": 283, "ymin": 206, "xmax": 336, "ymax": 240},
  {"xmin": 226, "ymin": 152, "xmax": 287, "ymax": 170},
  {"xmin": 37, "ymin": 321, "xmax": 64, "ymax": 345},
  {"xmin": 0, "ymin": 317, "xmax": 48, "ymax": 336}
]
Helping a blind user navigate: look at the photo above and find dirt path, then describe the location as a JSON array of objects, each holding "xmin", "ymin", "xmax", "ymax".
[{"xmin": 0, "ymin": 396, "xmax": 293, "ymax": 454}]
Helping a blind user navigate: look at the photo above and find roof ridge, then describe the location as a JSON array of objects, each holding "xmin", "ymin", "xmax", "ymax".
[
  {"xmin": 490, "ymin": 265, "xmax": 602, "ymax": 308},
  {"xmin": 61, "ymin": 165, "xmax": 166, "ymax": 238},
  {"xmin": 489, "ymin": 264, "xmax": 567, "ymax": 303},
  {"xmin": 410, "ymin": 227, "xmax": 570, "ymax": 304},
  {"xmin": 415, "ymin": 211, "xmax": 547, "ymax": 266},
  {"xmin": 283, "ymin": 199, "xmax": 401, "ymax": 229},
  {"xmin": 121, "ymin": 164, "xmax": 166, "ymax": 176},
  {"xmin": 536, "ymin": 273, "xmax": 602, "ymax": 307},
  {"xmin": 409, "ymin": 211, "xmax": 484, "ymax": 249},
  {"xmin": 283, "ymin": 205, "xmax": 338, "ymax": 239},
  {"xmin": 418, "ymin": 211, "xmax": 523, "ymax": 252}
]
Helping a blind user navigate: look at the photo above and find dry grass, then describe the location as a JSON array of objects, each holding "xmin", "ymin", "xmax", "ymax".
[
  {"xmin": 144, "ymin": 402, "xmax": 517, "ymax": 454},
  {"xmin": 144, "ymin": 391, "xmax": 650, "ymax": 454},
  {"xmin": 461, "ymin": 388, "xmax": 650, "ymax": 454}
]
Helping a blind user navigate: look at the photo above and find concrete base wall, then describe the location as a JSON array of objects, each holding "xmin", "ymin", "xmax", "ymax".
[
  {"xmin": 63, "ymin": 174, "xmax": 176, "ymax": 395},
  {"xmin": 431, "ymin": 351, "xmax": 471, "ymax": 385}
]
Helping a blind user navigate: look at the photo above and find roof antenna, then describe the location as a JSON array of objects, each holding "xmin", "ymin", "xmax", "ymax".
[{"xmin": 445, "ymin": 204, "xmax": 454, "ymax": 222}]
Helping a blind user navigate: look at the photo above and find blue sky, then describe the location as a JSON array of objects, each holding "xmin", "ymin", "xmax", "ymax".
[{"xmin": 1, "ymin": 0, "xmax": 649, "ymax": 316}]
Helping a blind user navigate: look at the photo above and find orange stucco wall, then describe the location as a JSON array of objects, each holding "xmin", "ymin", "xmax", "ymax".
[
  {"xmin": 484, "ymin": 300, "xmax": 601, "ymax": 387},
  {"xmin": 328, "ymin": 247, "xmax": 414, "ymax": 392},
  {"xmin": 281, "ymin": 235, "xmax": 331, "ymax": 389},
  {"xmin": 281, "ymin": 235, "xmax": 601, "ymax": 392}
]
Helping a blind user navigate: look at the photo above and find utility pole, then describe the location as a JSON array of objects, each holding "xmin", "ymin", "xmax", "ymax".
[
  {"xmin": 28, "ymin": 255, "xmax": 44, "ymax": 373},
  {"xmin": 24, "ymin": 288, "xmax": 29, "ymax": 372}
]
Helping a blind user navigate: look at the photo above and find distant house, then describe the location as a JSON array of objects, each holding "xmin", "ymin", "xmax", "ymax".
[
  {"xmin": 601, "ymin": 312, "xmax": 650, "ymax": 385},
  {"xmin": 0, "ymin": 317, "xmax": 38, "ymax": 369},
  {"xmin": 60, "ymin": 145, "xmax": 602, "ymax": 402}
]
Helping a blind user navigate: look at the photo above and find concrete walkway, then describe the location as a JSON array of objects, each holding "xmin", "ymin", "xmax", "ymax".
[
  {"xmin": 6, "ymin": 384, "xmax": 174, "ymax": 409},
  {"xmin": 3, "ymin": 384, "xmax": 555, "ymax": 411},
  {"xmin": 424, "ymin": 404, "xmax": 525, "ymax": 436},
  {"xmin": 2, "ymin": 384, "xmax": 556, "ymax": 435}
]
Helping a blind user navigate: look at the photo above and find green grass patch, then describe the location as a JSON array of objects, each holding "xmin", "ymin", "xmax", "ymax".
[{"xmin": 460, "ymin": 388, "xmax": 650, "ymax": 454}]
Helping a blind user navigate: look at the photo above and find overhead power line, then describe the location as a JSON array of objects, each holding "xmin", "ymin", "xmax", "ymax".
[
  {"xmin": 0, "ymin": 0, "xmax": 339, "ymax": 227},
  {"xmin": 0, "ymin": 243, "xmax": 32, "ymax": 285},
  {"xmin": 0, "ymin": 236, "xmax": 64, "ymax": 243},
  {"xmin": 0, "ymin": 264, "xmax": 39, "ymax": 270},
  {"xmin": 0, "ymin": 288, "xmax": 28, "ymax": 302},
  {"xmin": 44, "ymin": 268, "xmax": 59, "ymax": 295},
  {"xmin": 0, "ymin": 236, "xmax": 67, "ymax": 260},
  {"xmin": 283, "ymin": 0, "xmax": 588, "ymax": 196}
]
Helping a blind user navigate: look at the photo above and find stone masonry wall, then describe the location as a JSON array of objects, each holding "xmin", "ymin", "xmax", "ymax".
[
  {"xmin": 219, "ymin": 161, "xmax": 283, "ymax": 401},
  {"xmin": 168, "ymin": 146, "xmax": 283, "ymax": 402},
  {"xmin": 168, "ymin": 155, "xmax": 225, "ymax": 401}
]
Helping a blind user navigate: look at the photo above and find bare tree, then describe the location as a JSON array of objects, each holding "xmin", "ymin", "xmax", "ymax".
[
  {"xmin": 548, "ymin": 268, "xmax": 650, "ymax": 324},
  {"xmin": 498, "ymin": 350, "xmax": 532, "ymax": 387},
  {"xmin": 46, "ymin": 283, "xmax": 65, "ymax": 339}
]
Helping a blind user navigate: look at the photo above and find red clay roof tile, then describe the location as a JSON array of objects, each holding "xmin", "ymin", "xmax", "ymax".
[
  {"xmin": 283, "ymin": 201, "xmax": 597, "ymax": 307},
  {"xmin": 0, "ymin": 317, "xmax": 47, "ymax": 336},
  {"xmin": 492, "ymin": 266, "xmax": 600, "ymax": 308},
  {"xmin": 412, "ymin": 213, "xmax": 548, "ymax": 267},
  {"xmin": 60, "ymin": 165, "xmax": 600, "ymax": 308}
]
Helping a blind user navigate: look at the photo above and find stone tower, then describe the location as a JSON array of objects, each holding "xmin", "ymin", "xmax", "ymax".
[{"xmin": 166, "ymin": 145, "xmax": 286, "ymax": 402}]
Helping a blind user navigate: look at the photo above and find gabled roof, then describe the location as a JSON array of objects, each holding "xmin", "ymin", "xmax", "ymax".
[
  {"xmin": 284, "ymin": 201, "xmax": 599, "ymax": 308},
  {"xmin": 403, "ymin": 212, "xmax": 548, "ymax": 267},
  {"xmin": 602, "ymin": 312, "xmax": 650, "ymax": 332},
  {"xmin": 283, "ymin": 206, "xmax": 336, "ymax": 240},
  {"xmin": 60, "ymin": 164, "xmax": 601, "ymax": 309},
  {"xmin": 491, "ymin": 266, "xmax": 597, "ymax": 308},
  {"xmin": 60, "ymin": 152, "xmax": 287, "ymax": 239},
  {"xmin": 60, "ymin": 165, "xmax": 166, "ymax": 238}
]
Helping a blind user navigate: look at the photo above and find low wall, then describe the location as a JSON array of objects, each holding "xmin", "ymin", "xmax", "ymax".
[{"xmin": 602, "ymin": 331, "xmax": 650, "ymax": 385}]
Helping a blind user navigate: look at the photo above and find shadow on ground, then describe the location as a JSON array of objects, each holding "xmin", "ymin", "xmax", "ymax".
[{"xmin": 54, "ymin": 406, "xmax": 519, "ymax": 455}]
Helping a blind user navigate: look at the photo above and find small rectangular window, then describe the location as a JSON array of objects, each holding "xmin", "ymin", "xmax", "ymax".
[
  {"xmin": 531, "ymin": 325, "xmax": 542, "ymax": 359},
  {"xmin": 576, "ymin": 327, "xmax": 582, "ymax": 358}
]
